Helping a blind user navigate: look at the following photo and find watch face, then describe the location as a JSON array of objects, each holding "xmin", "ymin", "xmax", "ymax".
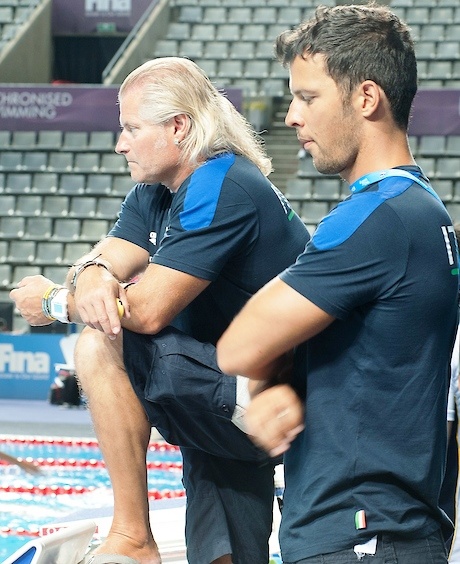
[{"xmin": 49, "ymin": 288, "xmax": 70, "ymax": 324}]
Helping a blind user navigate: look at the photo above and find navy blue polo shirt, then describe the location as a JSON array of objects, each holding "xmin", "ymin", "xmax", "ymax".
[
  {"xmin": 109, "ymin": 153, "xmax": 309, "ymax": 343},
  {"xmin": 279, "ymin": 167, "xmax": 459, "ymax": 561}
]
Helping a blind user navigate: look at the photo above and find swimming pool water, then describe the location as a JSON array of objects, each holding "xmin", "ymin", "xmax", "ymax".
[{"xmin": 0, "ymin": 436, "xmax": 184, "ymax": 561}]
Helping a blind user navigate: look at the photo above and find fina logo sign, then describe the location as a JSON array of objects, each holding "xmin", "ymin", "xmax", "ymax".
[
  {"xmin": 0, "ymin": 343, "xmax": 50, "ymax": 380},
  {"xmin": 85, "ymin": 0, "xmax": 131, "ymax": 15}
]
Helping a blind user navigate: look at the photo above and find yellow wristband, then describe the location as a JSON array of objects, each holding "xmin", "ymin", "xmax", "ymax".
[
  {"xmin": 43, "ymin": 285, "xmax": 59, "ymax": 300},
  {"xmin": 42, "ymin": 285, "xmax": 63, "ymax": 320}
]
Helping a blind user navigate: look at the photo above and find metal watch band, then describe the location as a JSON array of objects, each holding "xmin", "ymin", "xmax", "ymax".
[{"xmin": 70, "ymin": 259, "xmax": 109, "ymax": 290}]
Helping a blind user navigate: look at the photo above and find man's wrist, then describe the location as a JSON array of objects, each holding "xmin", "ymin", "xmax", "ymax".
[
  {"xmin": 70, "ymin": 256, "xmax": 112, "ymax": 291},
  {"xmin": 42, "ymin": 285, "xmax": 69, "ymax": 322}
]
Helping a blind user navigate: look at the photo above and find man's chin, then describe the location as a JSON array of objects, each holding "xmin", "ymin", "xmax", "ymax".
[
  {"xmin": 128, "ymin": 170, "xmax": 142, "ymax": 183},
  {"xmin": 127, "ymin": 168, "xmax": 148, "ymax": 184}
]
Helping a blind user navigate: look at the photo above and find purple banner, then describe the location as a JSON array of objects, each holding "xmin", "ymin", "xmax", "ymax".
[
  {"xmin": 0, "ymin": 85, "xmax": 454, "ymax": 135},
  {"xmin": 52, "ymin": 0, "xmax": 153, "ymax": 34},
  {"xmin": 409, "ymin": 89, "xmax": 460, "ymax": 136},
  {"xmin": 0, "ymin": 85, "xmax": 243, "ymax": 132},
  {"xmin": 0, "ymin": 85, "xmax": 120, "ymax": 132}
]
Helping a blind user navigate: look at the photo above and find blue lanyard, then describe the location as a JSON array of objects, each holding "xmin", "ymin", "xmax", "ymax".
[{"xmin": 349, "ymin": 168, "xmax": 442, "ymax": 204}]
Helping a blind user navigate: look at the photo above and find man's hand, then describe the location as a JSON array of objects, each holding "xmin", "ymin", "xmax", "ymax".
[
  {"xmin": 9, "ymin": 275, "xmax": 56, "ymax": 326},
  {"xmin": 73, "ymin": 265, "xmax": 130, "ymax": 338},
  {"xmin": 245, "ymin": 384, "xmax": 305, "ymax": 458}
]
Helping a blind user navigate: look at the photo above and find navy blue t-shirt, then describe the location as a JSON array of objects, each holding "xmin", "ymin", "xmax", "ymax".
[
  {"xmin": 279, "ymin": 167, "xmax": 459, "ymax": 561},
  {"xmin": 109, "ymin": 153, "xmax": 309, "ymax": 343}
]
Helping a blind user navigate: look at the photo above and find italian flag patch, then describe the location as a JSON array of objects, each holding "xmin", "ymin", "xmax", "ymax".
[{"xmin": 355, "ymin": 510, "xmax": 367, "ymax": 530}]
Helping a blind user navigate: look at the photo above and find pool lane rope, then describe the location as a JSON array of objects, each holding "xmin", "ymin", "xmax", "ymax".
[
  {"xmin": 0, "ymin": 436, "xmax": 180, "ymax": 452},
  {"xmin": 0, "ymin": 435, "xmax": 185, "ymax": 538},
  {"xmin": 0, "ymin": 483, "xmax": 185, "ymax": 497},
  {"xmin": 0, "ymin": 487, "xmax": 185, "ymax": 538},
  {"xmin": 0, "ymin": 458, "xmax": 182, "ymax": 471}
]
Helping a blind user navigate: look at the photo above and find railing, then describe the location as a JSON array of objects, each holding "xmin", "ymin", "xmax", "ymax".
[{"xmin": 101, "ymin": 0, "xmax": 160, "ymax": 84}]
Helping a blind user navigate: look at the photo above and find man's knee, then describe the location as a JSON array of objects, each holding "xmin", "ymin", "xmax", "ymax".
[
  {"xmin": 75, "ymin": 326, "xmax": 103, "ymax": 370},
  {"xmin": 74, "ymin": 326, "xmax": 124, "ymax": 386},
  {"xmin": 211, "ymin": 556, "xmax": 232, "ymax": 564}
]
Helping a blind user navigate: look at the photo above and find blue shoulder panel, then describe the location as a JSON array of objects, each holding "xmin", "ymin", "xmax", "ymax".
[
  {"xmin": 312, "ymin": 176, "xmax": 414, "ymax": 251},
  {"xmin": 179, "ymin": 153, "xmax": 235, "ymax": 230}
]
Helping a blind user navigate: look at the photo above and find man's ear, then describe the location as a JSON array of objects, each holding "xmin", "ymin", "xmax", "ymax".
[
  {"xmin": 172, "ymin": 113, "xmax": 190, "ymax": 143},
  {"xmin": 359, "ymin": 80, "xmax": 382, "ymax": 119}
]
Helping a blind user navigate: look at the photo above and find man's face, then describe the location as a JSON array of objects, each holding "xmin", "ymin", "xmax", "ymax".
[
  {"xmin": 115, "ymin": 87, "xmax": 180, "ymax": 189},
  {"xmin": 285, "ymin": 54, "xmax": 361, "ymax": 180}
]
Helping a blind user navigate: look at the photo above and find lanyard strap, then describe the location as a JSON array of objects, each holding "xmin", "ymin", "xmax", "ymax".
[{"xmin": 349, "ymin": 168, "xmax": 442, "ymax": 204}]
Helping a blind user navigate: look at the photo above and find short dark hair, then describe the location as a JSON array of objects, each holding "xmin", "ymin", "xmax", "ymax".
[{"xmin": 275, "ymin": 3, "xmax": 417, "ymax": 130}]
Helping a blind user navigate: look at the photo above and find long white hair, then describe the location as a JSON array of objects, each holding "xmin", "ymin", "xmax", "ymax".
[{"xmin": 119, "ymin": 57, "xmax": 272, "ymax": 176}]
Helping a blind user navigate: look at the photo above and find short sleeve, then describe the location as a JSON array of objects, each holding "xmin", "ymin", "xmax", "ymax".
[
  {"xmin": 108, "ymin": 183, "xmax": 171, "ymax": 252},
  {"xmin": 153, "ymin": 157, "xmax": 259, "ymax": 281},
  {"xmin": 280, "ymin": 198, "xmax": 410, "ymax": 319}
]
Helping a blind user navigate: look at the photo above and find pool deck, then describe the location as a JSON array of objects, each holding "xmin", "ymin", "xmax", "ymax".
[
  {"xmin": 0, "ymin": 398, "xmax": 95, "ymax": 438},
  {"xmin": 0, "ymin": 399, "xmax": 281, "ymax": 563},
  {"xmin": 0, "ymin": 397, "xmax": 163, "ymax": 439},
  {"xmin": 0, "ymin": 398, "xmax": 187, "ymax": 563}
]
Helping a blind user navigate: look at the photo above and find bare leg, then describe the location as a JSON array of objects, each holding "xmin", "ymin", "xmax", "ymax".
[{"xmin": 75, "ymin": 327, "xmax": 161, "ymax": 564}]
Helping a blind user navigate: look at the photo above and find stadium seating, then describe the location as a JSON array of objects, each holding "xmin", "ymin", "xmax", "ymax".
[
  {"xmin": 0, "ymin": 130, "xmax": 134, "ymax": 303},
  {"xmin": 150, "ymin": 1, "xmax": 329, "ymax": 97},
  {"xmin": 151, "ymin": 0, "xmax": 460, "ymax": 94},
  {"xmin": 2, "ymin": 0, "xmax": 460, "ymax": 333},
  {"xmin": 0, "ymin": 0, "xmax": 41, "ymax": 52}
]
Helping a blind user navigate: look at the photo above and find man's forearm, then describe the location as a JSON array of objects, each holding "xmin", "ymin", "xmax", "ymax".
[{"xmin": 248, "ymin": 351, "xmax": 294, "ymax": 397}]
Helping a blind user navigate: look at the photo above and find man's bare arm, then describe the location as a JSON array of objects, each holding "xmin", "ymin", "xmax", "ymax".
[
  {"xmin": 69, "ymin": 237, "xmax": 211, "ymax": 336},
  {"xmin": 10, "ymin": 237, "xmax": 149, "ymax": 336},
  {"xmin": 217, "ymin": 276, "xmax": 335, "ymax": 456},
  {"xmin": 217, "ymin": 276, "xmax": 334, "ymax": 379}
]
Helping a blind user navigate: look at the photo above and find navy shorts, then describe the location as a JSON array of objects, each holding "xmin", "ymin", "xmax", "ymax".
[
  {"xmin": 182, "ymin": 446, "xmax": 274, "ymax": 564},
  {"xmin": 123, "ymin": 326, "xmax": 276, "ymax": 563},
  {"xmin": 123, "ymin": 326, "xmax": 268, "ymax": 462}
]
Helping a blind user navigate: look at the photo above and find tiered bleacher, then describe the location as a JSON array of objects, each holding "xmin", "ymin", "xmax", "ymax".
[
  {"xmin": 1, "ymin": 0, "xmax": 460, "ymax": 333},
  {"xmin": 0, "ymin": 130, "xmax": 132, "ymax": 302},
  {"xmin": 0, "ymin": 0, "xmax": 41, "ymax": 51},
  {"xmin": 152, "ymin": 0, "xmax": 336, "ymax": 98}
]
